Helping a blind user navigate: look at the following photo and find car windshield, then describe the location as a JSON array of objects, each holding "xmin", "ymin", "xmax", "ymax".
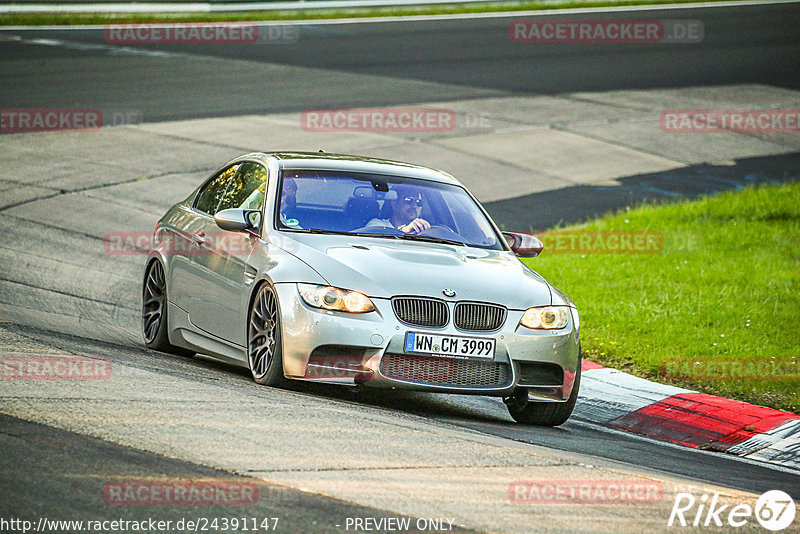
[{"xmin": 276, "ymin": 170, "xmax": 503, "ymax": 250}]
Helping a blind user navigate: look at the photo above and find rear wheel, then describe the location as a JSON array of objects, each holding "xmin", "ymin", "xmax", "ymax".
[
  {"xmin": 247, "ymin": 283, "xmax": 286, "ymax": 386},
  {"xmin": 142, "ymin": 260, "xmax": 193, "ymax": 356},
  {"xmin": 505, "ymin": 360, "xmax": 581, "ymax": 426}
]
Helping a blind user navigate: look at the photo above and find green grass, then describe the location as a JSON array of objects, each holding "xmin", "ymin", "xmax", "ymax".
[
  {"xmin": 0, "ymin": 0, "xmax": 746, "ymax": 26},
  {"xmin": 522, "ymin": 182, "xmax": 800, "ymax": 414}
]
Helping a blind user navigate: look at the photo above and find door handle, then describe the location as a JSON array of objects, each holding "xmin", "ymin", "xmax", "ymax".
[{"xmin": 193, "ymin": 232, "xmax": 206, "ymax": 244}]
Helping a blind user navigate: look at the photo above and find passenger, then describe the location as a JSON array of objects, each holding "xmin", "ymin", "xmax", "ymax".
[
  {"xmin": 279, "ymin": 177, "xmax": 302, "ymax": 228},
  {"xmin": 281, "ymin": 177, "xmax": 298, "ymax": 217}
]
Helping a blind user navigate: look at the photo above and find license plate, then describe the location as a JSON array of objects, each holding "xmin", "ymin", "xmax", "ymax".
[{"xmin": 404, "ymin": 332, "xmax": 495, "ymax": 359}]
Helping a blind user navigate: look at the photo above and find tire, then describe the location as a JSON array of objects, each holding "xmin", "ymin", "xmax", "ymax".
[
  {"xmin": 247, "ymin": 283, "xmax": 286, "ymax": 386},
  {"xmin": 505, "ymin": 359, "xmax": 581, "ymax": 426},
  {"xmin": 142, "ymin": 260, "xmax": 194, "ymax": 357}
]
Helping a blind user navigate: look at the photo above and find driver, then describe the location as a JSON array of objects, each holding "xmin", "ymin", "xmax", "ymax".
[{"xmin": 366, "ymin": 184, "xmax": 430, "ymax": 234}]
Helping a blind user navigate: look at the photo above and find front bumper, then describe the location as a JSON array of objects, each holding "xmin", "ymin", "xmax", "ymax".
[{"xmin": 274, "ymin": 284, "xmax": 580, "ymax": 400}]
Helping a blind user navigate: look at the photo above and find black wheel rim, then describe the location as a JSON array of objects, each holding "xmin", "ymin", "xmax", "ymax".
[
  {"xmin": 249, "ymin": 286, "xmax": 278, "ymax": 379},
  {"xmin": 142, "ymin": 261, "xmax": 166, "ymax": 343}
]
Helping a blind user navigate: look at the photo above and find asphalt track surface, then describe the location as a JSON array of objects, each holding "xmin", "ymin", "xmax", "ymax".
[
  {"xmin": 1, "ymin": 3, "xmax": 799, "ymax": 119},
  {"xmin": 2, "ymin": 2, "xmax": 800, "ymax": 531},
  {"xmin": 2, "ymin": 412, "xmax": 464, "ymax": 533}
]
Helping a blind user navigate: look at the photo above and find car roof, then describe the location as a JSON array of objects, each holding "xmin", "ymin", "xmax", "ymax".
[{"xmin": 256, "ymin": 152, "xmax": 461, "ymax": 186}]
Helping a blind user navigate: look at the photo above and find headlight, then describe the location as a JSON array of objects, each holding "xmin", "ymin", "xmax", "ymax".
[
  {"xmin": 520, "ymin": 306, "xmax": 570, "ymax": 329},
  {"xmin": 297, "ymin": 284, "xmax": 375, "ymax": 313}
]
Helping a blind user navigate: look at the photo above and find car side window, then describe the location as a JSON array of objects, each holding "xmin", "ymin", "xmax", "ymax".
[
  {"xmin": 195, "ymin": 164, "xmax": 241, "ymax": 215},
  {"xmin": 218, "ymin": 162, "xmax": 268, "ymax": 212}
]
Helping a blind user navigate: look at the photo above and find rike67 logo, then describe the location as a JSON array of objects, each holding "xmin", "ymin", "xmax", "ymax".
[{"xmin": 668, "ymin": 490, "xmax": 795, "ymax": 531}]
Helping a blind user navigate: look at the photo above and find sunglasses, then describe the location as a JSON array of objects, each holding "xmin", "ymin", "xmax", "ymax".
[{"xmin": 401, "ymin": 196, "xmax": 424, "ymax": 207}]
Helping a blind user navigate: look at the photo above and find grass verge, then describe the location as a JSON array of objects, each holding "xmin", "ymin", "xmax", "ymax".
[
  {"xmin": 523, "ymin": 182, "xmax": 800, "ymax": 413},
  {"xmin": 1, "ymin": 0, "xmax": 747, "ymax": 26}
]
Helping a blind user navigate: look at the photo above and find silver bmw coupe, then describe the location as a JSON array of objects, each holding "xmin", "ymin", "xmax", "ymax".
[{"xmin": 142, "ymin": 152, "xmax": 581, "ymax": 425}]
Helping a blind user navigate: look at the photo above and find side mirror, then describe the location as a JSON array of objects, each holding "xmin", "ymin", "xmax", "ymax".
[
  {"xmin": 503, "ymin": 232, "xmax": 543, "ymax": 258},
  {"xmin": 215, "ymin": 209, "xmax": 262, "ymax": 234}
]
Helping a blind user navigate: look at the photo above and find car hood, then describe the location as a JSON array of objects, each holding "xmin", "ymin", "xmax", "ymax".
[{"xmin": 277, "ymin": 234, "xmax": 552, "ymax": 309}]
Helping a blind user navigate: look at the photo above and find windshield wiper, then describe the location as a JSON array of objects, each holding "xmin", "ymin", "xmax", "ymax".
[
  {"xmin": 300, "ymin": 228, "xmax": 353, "ymax": 236},
  {"xmin": 397, "ymin": 234, "xmax": 467, "ymax": 247},
  {"xmin": 291, "ymin": 228, "xmax": 401, "ymax": 239},
  {"xmin": 291, "ymin": 228, "xmax": 466, "ymax": 246}
]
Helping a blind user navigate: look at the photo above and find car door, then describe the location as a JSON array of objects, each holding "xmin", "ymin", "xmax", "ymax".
[
  {"xmin": 168, "ymin": 163, "xmax": 241, "ymax": 330},
  {"xmin": 189, "ymin": 161, "xmax": 269, "ymax": 343}
]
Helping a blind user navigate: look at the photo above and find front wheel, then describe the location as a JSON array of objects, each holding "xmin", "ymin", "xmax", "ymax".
[
  {"xmin": 247, "ymin": 283, "xmax": 286, "ymax": 386},
  {"xmin": 505, "ymin": 361, "xmax": 581, "ymax": 426}
]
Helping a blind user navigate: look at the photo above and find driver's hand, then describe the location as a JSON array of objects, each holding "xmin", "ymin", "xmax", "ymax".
[{"xmin": 400, "ymin": 218, "xmax": 431, "ymax": 234}]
